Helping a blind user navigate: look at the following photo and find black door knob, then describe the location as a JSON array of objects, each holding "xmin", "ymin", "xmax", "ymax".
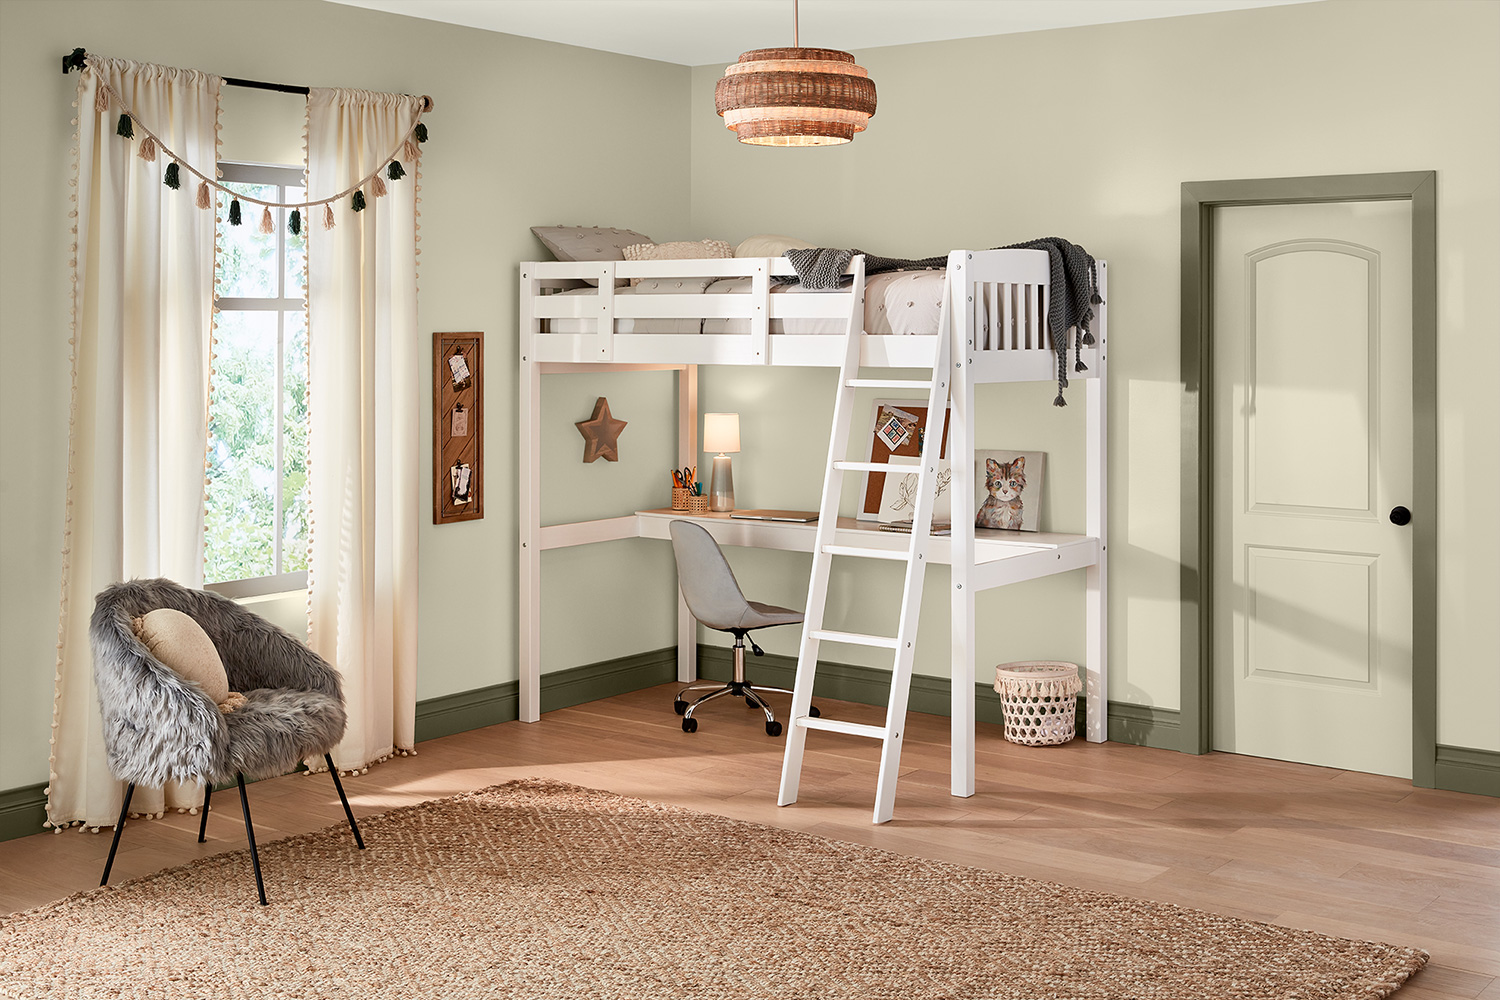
[{"xmin": 1390, "ymin": 506, "xmax": 1412, "ymax": 526}]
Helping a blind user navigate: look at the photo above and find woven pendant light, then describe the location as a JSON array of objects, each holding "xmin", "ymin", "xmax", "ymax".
[{"xmin": 715, "ymin": 0, "xmax": 876, "ymax": 146}]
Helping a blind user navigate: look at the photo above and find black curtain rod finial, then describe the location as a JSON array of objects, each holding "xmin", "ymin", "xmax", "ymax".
[{"xmin": 63, "ymin": 47, "xmax": 86, "ymax": 75}]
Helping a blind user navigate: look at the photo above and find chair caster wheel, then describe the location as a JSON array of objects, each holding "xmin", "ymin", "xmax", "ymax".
[
  {"xmin": 766, "ymin": 721, "xmax": 783, "ymax": 737},
  {"xmin": 809, "ymin": 705, "xmax": 821, "ymax": 718},
  {"xmin": 673, "ymin": 700, "xmax": 688, "ymax": 715},
  {"xmin": 682, "ymin": 717, "xmax": 698, "ymax": 733}
]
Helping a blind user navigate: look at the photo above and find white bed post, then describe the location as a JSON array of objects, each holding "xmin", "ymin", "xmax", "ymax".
[
  {"xmin": 519, "ymin": 269, "xmax": 543, "ymax": 723},
  {"xmin": 948, "ymin": 252, "xmax": 977, "ymax": 799},
  {"xmin": 677, "ymin": 364, "xmax": 699, "ymax": 683},
  {"xmin": 1084, "ymin": 262, "xmax": 1109, "ymax": 742}
]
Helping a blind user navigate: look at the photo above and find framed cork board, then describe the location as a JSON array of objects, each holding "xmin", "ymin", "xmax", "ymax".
[
  {"xmin": 858, "ymin": 399, "xmax": 951, "ymax": 520},
  {"xmin": 433, "ymin": 332, "xmax": 483, "ymax": 524}
]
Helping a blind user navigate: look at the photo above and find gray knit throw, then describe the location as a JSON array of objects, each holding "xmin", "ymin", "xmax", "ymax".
[{"xmin": 783, "ymin": 239, "xmax": 1102, "ymax": 405}]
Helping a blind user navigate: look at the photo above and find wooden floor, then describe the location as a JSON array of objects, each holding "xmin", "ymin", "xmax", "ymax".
[{"xmin": 3, "ymin": 684, "xmax": 1496, "ymax": 998}]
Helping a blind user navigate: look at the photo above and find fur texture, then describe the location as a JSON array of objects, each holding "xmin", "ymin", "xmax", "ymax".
[
  {"xmin": 976, "ymin": 456, "xmax": 1027, "ymax": 531},
  {"xmin": 90, "ymin": 578, "xmax": 346, "ymax": 786}
]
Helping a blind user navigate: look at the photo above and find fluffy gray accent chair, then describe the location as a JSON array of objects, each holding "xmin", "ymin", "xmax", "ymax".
[{"xmin": 91, "ymin": 577, "xmax": 364, "ymax": 904}]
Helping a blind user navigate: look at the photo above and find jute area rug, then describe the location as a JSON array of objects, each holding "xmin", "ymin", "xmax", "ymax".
[{"xmin": 1, "ymin": 779, "xmax": 1427, "ymax": 999}]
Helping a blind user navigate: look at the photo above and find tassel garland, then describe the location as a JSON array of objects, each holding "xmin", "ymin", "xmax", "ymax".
[
  {"xmin": 259, "ymin": 206, "xmax": 274, "ymax": 234},
  {"xmin": 137, "ymin": 135, "xmax": 158, "ymax": 162},
  {"xmin": 351, "ymin": 190, "xmax": 366, "ymax": 212},
  {"xmin": 323, "ymin": 204, "xmax": 336, "ymax": 230},
  {"xmin": 196, "ymin": 180, "xmax": 211, "ymax": 210},
  {"xmin": 94, "ymin": 86, "xmax": 109, "ymax": 115},
  {"xmin": 288, "ymin": 209, "xmax": 301, "ymax": 236},
  {"xmin": 402, "ymin": 138, "xmax": 420, "ymax": 162},
  {"xmin": 228, "ymin": 198, "xmax": 242, "ymax": 226},
  {"xmin": 414, "ymin": 122, "xmax": 428, "ymax": 143},
  {"xmin": 387, "ymin": 160, "xmax": 405, "ymax": 181},
  {"xmin": 370, "ymin": 174, "xmax": 387, "ymax": 198},
  {"xmin": 116, "ymin": 114, "xmax": 133, "ymax": 139},
  {"xmin": 163, "ymin": 162, "xmax": 180, "ymax": 190}
]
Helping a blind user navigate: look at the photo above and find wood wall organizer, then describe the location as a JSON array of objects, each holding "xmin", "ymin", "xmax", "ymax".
[{"xmin": 433, "ymin": 332, "xmax": 483, "ymax": 524}]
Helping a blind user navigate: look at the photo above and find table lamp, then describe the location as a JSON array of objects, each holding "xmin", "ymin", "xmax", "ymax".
[{"xmin": 704, "ymin": 412, "xmax": 740, "ymax": 512}]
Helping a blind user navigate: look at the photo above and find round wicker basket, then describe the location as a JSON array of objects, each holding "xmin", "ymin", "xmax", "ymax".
[{"xmin": 992, "ymin": 661, "xmax": 1082, "ymax": 747}]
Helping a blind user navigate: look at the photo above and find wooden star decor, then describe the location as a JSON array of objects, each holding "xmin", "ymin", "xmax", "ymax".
[{"xmin": 576, "ymin": 396, "xmax": 627, "ymax": 463}]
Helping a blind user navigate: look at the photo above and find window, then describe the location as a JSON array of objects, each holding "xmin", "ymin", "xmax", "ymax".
[{"xmin": 203, "ymin": 162, "xmax": 309, "ymax": 597}]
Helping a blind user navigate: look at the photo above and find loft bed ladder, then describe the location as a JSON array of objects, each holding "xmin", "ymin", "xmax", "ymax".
[{"xmin": 777, "ymin": 258, "xmax": 954, "ymax": 825}]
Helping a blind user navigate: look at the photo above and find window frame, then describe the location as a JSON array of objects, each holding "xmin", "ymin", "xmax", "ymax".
[{"xmin": 205, "ymin": 160, "xmax": 309, "ymax": 600}]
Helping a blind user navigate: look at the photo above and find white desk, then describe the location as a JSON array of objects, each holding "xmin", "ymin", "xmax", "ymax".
[{"xmin": 530, "ymin": 508, "xmax": 1105, "ymax": 790}]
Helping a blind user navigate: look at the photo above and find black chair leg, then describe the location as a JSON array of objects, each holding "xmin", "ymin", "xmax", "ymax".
[
  {"xmin": 324, "ymin": 754, "xmax": 365, "ymax": 849},
  {"xmin": 99, "ymin": 782, "xmax": 134, "ymax": 887},
  {"xmin": 197, "ymin": 782, "xmax": 212, "ymax": 843},
  {"xmin": 236, "ymin": 773, "xmax": 268, "ymax": 906}
]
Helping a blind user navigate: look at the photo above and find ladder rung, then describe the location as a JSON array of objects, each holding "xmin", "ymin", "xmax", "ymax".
[
  {"xmin": 833, "ymin": 461, "xmax": 918, "ymax": 474},
  {"xmin": 823, "ymin": 544, "xmax": 910, "ymax": 562},
  {"xmin": 796, "ymin": 717, "xmax": 887, "ymax": 740},
  {"xmin": 809, "ymin": 629, "xmax": 900, "ymax": 649},
  {"xmin": 844, "ymin": 379, "xmax": 932, "ymax": 390}
]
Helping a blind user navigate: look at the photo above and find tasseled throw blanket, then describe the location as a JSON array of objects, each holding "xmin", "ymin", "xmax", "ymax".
[{"xmin": 784, "ymin": 238, "xmax": 1103, "ymax": 405}]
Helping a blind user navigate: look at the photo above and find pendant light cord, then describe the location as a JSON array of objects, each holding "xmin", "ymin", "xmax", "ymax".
[{"xmin": 793, "ymin": 0, "xmax": 799, "ymax": 47}]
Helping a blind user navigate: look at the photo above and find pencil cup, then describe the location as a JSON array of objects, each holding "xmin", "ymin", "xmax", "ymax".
[
  {"xmin": 671, "ymin": 488, "xmax": 692, "ymax": 511},
  {"xmin": 688, "ymin": 495, "xmax": 709, "ymax": 515}
]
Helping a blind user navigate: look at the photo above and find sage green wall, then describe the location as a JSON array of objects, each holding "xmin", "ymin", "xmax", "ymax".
[
  {"xmin": 688, "ymin": 0, "xmax": 1500, "ymax": 752},
  {"xmin": 0, "ymin": 0, "xmax": 690, "ymax": 790}
]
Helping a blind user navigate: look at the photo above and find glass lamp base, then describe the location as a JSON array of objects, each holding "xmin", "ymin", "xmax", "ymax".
[{"xmin": 709, "ymin": 454, "xmax": 734, "ymax": 512}]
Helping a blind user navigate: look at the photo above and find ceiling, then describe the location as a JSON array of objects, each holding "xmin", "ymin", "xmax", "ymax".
[{"xmin": 323, "ymin": 0, "xmax": 1321, "ymax": 66}]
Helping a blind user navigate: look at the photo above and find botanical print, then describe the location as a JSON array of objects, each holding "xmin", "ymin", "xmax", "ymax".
[
  {"xmin": 974, "ymin": 450, "xmax": 1044, "ymax": 532},
  {"xmin": 878, "ymin": 457, "xmax": 952, "ymax": 522}
]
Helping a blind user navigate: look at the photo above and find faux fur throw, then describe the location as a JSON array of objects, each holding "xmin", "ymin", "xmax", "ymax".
[{"xmin": 783, "ymin": 238, "xmax": 1103, "ymax": 405}]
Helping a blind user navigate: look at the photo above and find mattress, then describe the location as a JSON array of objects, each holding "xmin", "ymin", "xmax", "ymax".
[{"xmin": 543, "ymin": 270, "xmax": 945, "ymax": 336}]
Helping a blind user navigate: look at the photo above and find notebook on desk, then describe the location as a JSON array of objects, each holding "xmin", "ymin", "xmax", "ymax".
[{"xmin": 728, "ymin": 509, "xmax": 820, "ymax": 523}]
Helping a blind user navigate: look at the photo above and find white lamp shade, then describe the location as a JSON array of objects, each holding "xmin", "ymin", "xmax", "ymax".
[{"xmin": 703, "ymin": 412, "xmax": 740, "ymax": 453}]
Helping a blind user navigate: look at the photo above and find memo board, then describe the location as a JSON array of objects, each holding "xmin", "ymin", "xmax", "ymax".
[
  {"xmin": 859, "ymin": 399, "xmax": 952, "ymax": 520},
  {"xmin": 433, "ymin": 332, "xmax": 484, "ymax": 524}
]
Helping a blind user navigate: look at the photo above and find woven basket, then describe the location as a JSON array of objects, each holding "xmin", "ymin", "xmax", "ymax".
[
  {"xmin": 687, "ymin": 495, "xmax": 709, "ymax": 515},
  {"xmin": 993, "ymin": 661, "xmax": 1081, "ymax": 747},
  {"xmin": 671, "ymin": 488, "xmax": 692, "ymax": 511}
]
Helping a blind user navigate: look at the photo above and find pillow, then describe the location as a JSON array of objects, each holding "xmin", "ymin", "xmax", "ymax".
[
  {"xmin": 621, "ymin": 239, "xmax": 733, "ymax": 287},
  {"xmin": 735, "ymin": 233, "xmax": 817, "ymax": 259},
  {"xmin": 531, "ymin": 226, "xmax": 653, "ymax": 287},
  {"xmin": 131, "ymin": 608, "xmax": 240, "ymax": 712}
]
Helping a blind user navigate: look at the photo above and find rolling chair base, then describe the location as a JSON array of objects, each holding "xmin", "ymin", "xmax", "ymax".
[{"xmin": 674, "ymin": 635, "xmax": 818, "ymax": 737}]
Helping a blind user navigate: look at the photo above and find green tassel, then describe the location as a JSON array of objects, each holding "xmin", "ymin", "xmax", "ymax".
[
  {"xmin": 229, "ymin": 198, "xmax": 242, "ymax": 226},
  {"xmin": 116, "ymin": 113, "xmax": 133, "ymax": 139},
  {"xmin": 288, "ymin": 209, "xmax": 301, "ymax": 236},
  {"xmin": 414, "ymin": 122, "xmax": 428, "ymax": 143},
  {"xmin": 351, "ymin": 190, "xmax": 366, "ymax": 212},
  {"xmin": 163, "ymin": 162, "xmax": 180, "ymax": 190},
  {"xmin": 387, "ymin": 160, "xmax": 405, "ymax": 181}
]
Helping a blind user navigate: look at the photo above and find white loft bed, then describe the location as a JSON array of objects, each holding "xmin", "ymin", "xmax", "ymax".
[{"xmin": 519, "ymin": 249, "xmax": 1108, "ymax": 801}]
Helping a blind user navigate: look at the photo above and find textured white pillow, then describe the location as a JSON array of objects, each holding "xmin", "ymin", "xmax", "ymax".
[
  {"xmin": 132, "ymin": 609, "xmax": 231, "ymax": 709},
  {"xmin": 621, "ymin": 240, "xmax": 733, "ymax": 286},
  {"xmin": 531, "ymin": 226, "xmax": 653, "ymax": 286},
  {"xmin": 734, "ymin": 233, "xmax": 817, "ymax": 259}
]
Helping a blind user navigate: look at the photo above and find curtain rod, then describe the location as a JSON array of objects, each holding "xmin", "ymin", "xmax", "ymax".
[{"xmin": 61, "ymin": 48, "xmax": 310, "ymax": 96}]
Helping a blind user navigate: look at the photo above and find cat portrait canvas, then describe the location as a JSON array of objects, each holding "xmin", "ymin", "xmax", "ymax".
[{"xmin": 974, "ymin": 450, "xmax": 1045, "ymax": 532}]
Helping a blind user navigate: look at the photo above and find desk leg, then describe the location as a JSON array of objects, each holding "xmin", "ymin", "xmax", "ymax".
[
  {"xmin": 676, "ymin": 364, "xmax": 699, "ymax": 683},
  {"xmin": 519, "ymin": 343, "xmax": 541, "ymax": 723}
]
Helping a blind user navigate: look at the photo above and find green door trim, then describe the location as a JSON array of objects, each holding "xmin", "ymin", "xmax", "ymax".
[{"xmin": 1179, "ymin": 171, "xmax": 1438, "ymax": 786}]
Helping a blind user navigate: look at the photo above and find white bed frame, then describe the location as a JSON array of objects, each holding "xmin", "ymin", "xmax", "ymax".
[{"xmin": 518, "ymin": 250, "xmax": 1108, "ymax": 798}]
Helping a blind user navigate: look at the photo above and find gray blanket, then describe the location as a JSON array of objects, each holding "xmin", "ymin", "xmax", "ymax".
[{"xmin": 784, "ymin": 239, "xmax": 1102, "ymax": 405}]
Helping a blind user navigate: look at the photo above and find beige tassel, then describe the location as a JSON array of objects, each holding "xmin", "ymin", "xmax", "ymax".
[
  {"xmin": 196, "ymin": 181, "xmax": 211, "ymax": 210},
  {"xmin": 258, "ymin": 206, "xmax": 274, "ymax": 234},
  {"xmin": 323, "ymin": 203, "xmax": 336, "ymax": 230},
  {"xmin": 94, "ymin": 86, "xmax": 109, "ymax": 115},
  {"xmin": 403, "ymin": 138, "xmax": 420, "ymax": 163},
  {"xmin": 137, "ymin": 135, "xmax": 158, "ymax": 162},
  {"xmin": 370, "ymin": 174, "xmax": 387, "ymax": 198}
]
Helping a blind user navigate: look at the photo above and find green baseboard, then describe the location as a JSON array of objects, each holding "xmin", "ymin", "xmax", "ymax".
[
  {"xmin": 1434, "ymin": 744, "xmax": 1500, "ymax": 798},
  {"xmin": 0, "ymin": 782, "xmax": 48, "ymax": 843},
  {"xmin": 413, "ymin": 646, "xmax": 678, "ymax": 743}
]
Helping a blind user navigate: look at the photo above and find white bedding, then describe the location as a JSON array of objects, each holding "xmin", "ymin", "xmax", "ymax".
[{"xmin": 544, "ymin": 270, "xmax": 945, "ymax": 336}]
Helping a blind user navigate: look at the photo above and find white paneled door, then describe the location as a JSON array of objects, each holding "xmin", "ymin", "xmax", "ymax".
[{"xmin": 1211, "ymin": 201, "xmax": 1414, "ymax": 778}]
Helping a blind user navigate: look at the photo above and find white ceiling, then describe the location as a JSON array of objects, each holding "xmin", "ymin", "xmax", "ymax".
[{"xmin": 323, "ymin": 0, "xmax": 1321, "ymax": 66}]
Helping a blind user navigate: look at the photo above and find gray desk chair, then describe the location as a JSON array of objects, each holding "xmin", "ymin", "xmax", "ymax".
[{"xmin": 669, "ymin": 519, "xmax": 819, "ymax": 736}]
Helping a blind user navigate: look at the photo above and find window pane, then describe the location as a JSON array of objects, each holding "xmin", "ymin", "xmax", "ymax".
[
  {"xmin": 285, "ymin": 186, "xmax": 307, "ymax": 297},
  {"xmin": 281, "ymin": 311, "xmax": 310, "ymax": 573},
  {"xmin": 218, "ymin": 182, "xmax": 279, "ymax": 298},
  {"xmin": 205, "ymin": 310, "xmax": 278, "ymax": 584}
]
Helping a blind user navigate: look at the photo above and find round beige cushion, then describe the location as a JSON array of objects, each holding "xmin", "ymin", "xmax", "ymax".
[{"xmin": 132, "ymin": 608, "xmax": 230, "ymax": 707}]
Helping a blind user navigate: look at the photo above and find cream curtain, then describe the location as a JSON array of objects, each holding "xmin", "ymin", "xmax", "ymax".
[
  {"xmin": 305, "ymin": 88, "xmax": 421, "ymax": 770},
  {"xmin": 47, "ymin": 56, "xmax": 221, "ymax": 828}
]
